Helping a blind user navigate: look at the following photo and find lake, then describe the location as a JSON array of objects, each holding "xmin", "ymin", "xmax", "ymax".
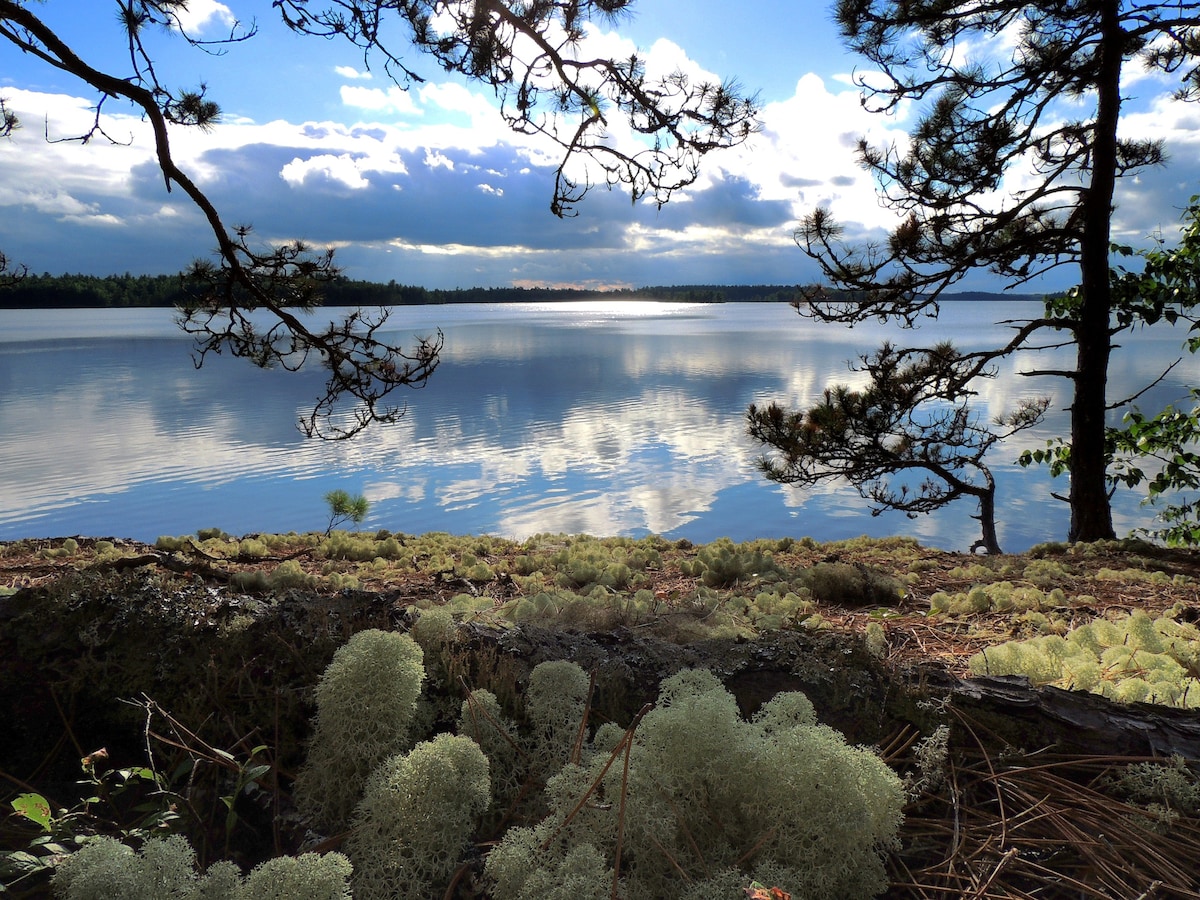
[{"xmin": 0, "ymin": 301, "xmax": 1193, "ymax": 552}]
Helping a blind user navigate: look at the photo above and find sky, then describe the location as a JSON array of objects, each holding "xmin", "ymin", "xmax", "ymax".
[{"xmin": 1, "ymin": 1, "xmax": 1200, "ymax": 291}]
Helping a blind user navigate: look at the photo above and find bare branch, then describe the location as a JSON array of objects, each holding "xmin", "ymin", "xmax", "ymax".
[
  {"xmin": 748, "ymin": 341, "xmax": 1049, "ymax": 554},
  {"xmin": 0, "ymin": 1, "xmax": 755, "ymax": 437},
  {"xmin": 277, "ymin": 1, "xmax": 759, "ymax": 215}
]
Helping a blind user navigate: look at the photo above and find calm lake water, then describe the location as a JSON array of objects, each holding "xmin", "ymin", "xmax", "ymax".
[{"xmin": 0, "ymin": 301, "xmax": 1194, "ymax": 552}]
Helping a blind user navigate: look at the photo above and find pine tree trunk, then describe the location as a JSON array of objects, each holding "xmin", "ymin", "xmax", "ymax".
[
  {"xmin": 974, "ymin": 488, "xmax": 1002, "ymax": 556},
  {"xmin": 1068, "ymin": 1, "xmax": 1120, "ymax": 543}
]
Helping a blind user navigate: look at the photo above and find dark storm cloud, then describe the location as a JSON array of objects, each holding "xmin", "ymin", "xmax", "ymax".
[
  {"xmin": 650, "ymin": 175, "xmax": 795, "ymax": 231},
  {"xmin": 126, "ymin": 141, "xmax": 797, "ymax": 260},
  {"xmin": 128, "ymin": 142, "xmax": 649, "ymax": 251}
]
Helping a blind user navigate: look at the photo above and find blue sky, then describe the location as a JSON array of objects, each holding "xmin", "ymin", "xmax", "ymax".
[{"xmin": 1, "ymin": 1, "xmax": 1198, "ymax": 291}]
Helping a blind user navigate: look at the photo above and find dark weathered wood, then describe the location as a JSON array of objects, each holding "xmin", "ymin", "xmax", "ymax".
[{"xmin": 943, "ymin": 674, "xmax": 1200, "ymax": 760}]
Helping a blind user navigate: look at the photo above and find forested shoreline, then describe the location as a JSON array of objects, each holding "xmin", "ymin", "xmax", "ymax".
[
  {"xmin": 0, "ymin": 271, "xmax": 1031, "ymax": 309},
  {"xmin": 0, "ymin": 272, "xmax": 802, "ymax": 308}
]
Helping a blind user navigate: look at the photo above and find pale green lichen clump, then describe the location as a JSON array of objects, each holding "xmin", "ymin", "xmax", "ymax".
[
  {"xmin": 1106, "ymin": 755, "xmax": 1200, "ymax": 828},
  {"xmin": 52, "ymin": 835, "xmax": 351, "ymax": 900},
  {"xmin": 457, "ymin": 689, "xmax": 523, "ymax": 821},
  {"xmin": 345, "ymin": 733, "xmax": 490, "ymax": 900},
  {"xmin": 525, "ymin": 660, "xmax": 591, "ymax": 783},
  {"xmin": 970, "ymin": 609, "xmax": 1200, "ymax": 707},
  {"xmin": 293, "ymin": 629, "xmax": 426, "ymax": 830},
  {"xmin": 485, "ymin": 669, "xmax": 904, "ymax": 900}
]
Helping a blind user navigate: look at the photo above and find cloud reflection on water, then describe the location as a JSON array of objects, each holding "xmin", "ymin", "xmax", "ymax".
[{"xmin": 0, "ymin": 302, "xmax": 1192, "ymax": 550}]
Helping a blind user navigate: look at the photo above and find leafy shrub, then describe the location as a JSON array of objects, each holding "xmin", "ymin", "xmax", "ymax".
[
  {"xmin": 824, "ymin": 535, "xmax": 921, "ymax": 554},
  {"xmin": 53, "ymin": 835, "xmax": 198, "ymax": 900},
  {"xmin": 236, "ymin": 853, "xmax": 354, "ymax": 899},
  {"xmin": 1096, "ymin": 567, "xmax": 1189, "ymax": 586},
  {"xmin": 946, "ymin": 562, "xmax": 1002, "ymax": 582},
  {"xmin": 746, "ymin": 587, "xmax": 813, "ymax": 629},
  {"xmin": 319, "ymin": 532, "xmax": 405, "ymax": 562},
  {"xmin": 154, "ymin": 535, "xmax": 187, "ymax": 552},
  {"xmin": 38, "ymin": 538, "xmax": 79, "ymax": 559},
  {"xmin": 229, "ymin": 570, "xmax": 271, "ymax": 593},
  {"xmin": 321, "ymin": 572, "xmax": 361, "ymax": 591},
  {"xmin": 511, "ymin": 554, "xmax": 543, "ymax": 576},
  {"xmin": 410, "ymin": 606, "xmax": 456, "ymax": 653},
  {"xmin": 546, "ymin": 537, "xmax": 646, "ymax": 591},
  {"xmin": 1020, "ymin": 558, "xmax": 1074, "ymax": 587},
  {"xmin": 1105, "ymin": 756, "xmax": 1200, "ymax": 823},
  {"xmin": 267, "ymin": 560, "xmax": 314, "ymax": 591},
  {"xmin": 443, "ymin": 592, "xmax": 494, "ymax": 616},
  {"xmin": 237, "ymin": 538, "xmax": 270, "ymax": 559},
  {"xmin": 457, "ymin": 689, "xmax": 523, "ymax": 820},
  {"xmin": 929, "ymin": 581, "xmax": 1067, "ymax": 615}
]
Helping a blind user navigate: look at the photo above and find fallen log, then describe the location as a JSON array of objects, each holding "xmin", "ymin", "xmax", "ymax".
[{"xmin": 945, "ymin": 673, "xmax": 1200, "ymax": 760}]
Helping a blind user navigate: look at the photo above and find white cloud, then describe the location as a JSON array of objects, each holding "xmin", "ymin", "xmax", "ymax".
[
  {"xmin": 8, "ymin": 189, "xmax": 97, "ymax": 218},
  {"xmin": 0, "ymin": 90, "xmax": 158, "ymax": 227},
  {"xmin": 62, "ymin": 212, "xmax": 124, "ymax": 227},
  {"xmin": 423, "ymin": 149, "xmax": 455, "ymax": 170},
  {"xmin": 4, "ymin": 17, "xmax": 1197, "ymax": 296},
  {"xmin": 417, "ymin": 82, "xmax": 497, "ymax": 119},
  {"xmin": 336, "ymin": 65, "xmax": 372, "ymax": 80},
  {"xmin": 170, "ymin": 0, "xmax": 236, "ymax": 34},
  {"xmin": 280, "ymin": 153, "xmax": 370, "ymax": 190},
  {"xmin": 716, "ymin": 73, "xmax": 906, "ymax": 232},
  {"xmin": 340, "ymin": 84, "xmax": 421, "ymax": 116}
]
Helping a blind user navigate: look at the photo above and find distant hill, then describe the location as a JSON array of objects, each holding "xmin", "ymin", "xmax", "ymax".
[{"xmin": 0, "ymin": 271, "xmax": 1044, "ymax": 309}]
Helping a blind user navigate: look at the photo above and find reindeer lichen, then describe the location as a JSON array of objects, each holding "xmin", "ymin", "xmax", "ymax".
[
  {"xmin": 485, "ymin": 669, "xmax": 903, "ymax": 899},
  {"xmin": 293, "ymin": 629, "xmax": 426, "ymax": 830},
  {"xmin": 52, "ymin": 836, "xmax": 351, "ymax": 900},
  {"xmin": 970, "ymin": 611, "xmax": 1200, "ymax": 708},
  {"xmin": 344, "ymin": 734, "xmax": 490, "ymax": 900}
]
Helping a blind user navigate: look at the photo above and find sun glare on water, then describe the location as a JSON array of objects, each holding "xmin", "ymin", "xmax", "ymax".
[{"xmin": 521, "ymin": 299, "xmax": 707, "ymax": 321}]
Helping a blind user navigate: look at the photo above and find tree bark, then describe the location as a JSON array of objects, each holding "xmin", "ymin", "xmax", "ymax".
[
  {"xmin": 947, "ymin": 674, "xmax": 1200, "ymax": 760},
  {"xmin": 1068, "ymin": 1, "xmax": 1120, "ymax": 542},
  {"xmin": 970, "ymin": 483, "xmax": 1002, "ymax": 556}
]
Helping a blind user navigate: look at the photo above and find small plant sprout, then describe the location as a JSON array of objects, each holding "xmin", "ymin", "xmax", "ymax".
[{"xmin": 324, "ymin": 489, "xmax": 370, "ymax": 535}]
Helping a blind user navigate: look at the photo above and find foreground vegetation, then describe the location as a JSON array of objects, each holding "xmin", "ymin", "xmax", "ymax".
[{"xmin": 2, "ymin": 531, "xmax": 1199, "ymax": 898}]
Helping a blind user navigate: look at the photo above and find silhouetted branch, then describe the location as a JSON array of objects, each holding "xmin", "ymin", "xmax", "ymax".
[
  {"xmin": 748, "ymin": 342, "xmax": 1049, "ymax": 554},
  {"xmin": 0, "ymin": 1, "xmax": 755, "ymax": 437},
  {"xmin": 277, "ymin": 0, "xmax": 759, "ymax": 215}
]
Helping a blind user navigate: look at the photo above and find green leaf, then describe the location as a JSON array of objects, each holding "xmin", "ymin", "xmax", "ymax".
[
  {"xmin": 118, "ymin": 766, "xmax": 157, "ymax": 785},
  {"xmin": 243, "ymin": 764, "xmax": 271, "ymax": 783},
  {"xmin": 0, "ymin": 849, "xmax": 48, "ymax": 877},
  {"xmin": 10, "ymin": 794, "xmax": 52, "ymax": 831}
]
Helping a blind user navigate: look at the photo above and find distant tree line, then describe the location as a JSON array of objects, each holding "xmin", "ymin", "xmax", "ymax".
[
  {"xmin": 0, "ymin": 273, "xmax": 813, "ymax": 309},
  {"xmin": 0, "ymin": 272, "xmax": 190, "ymax": 308}
]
